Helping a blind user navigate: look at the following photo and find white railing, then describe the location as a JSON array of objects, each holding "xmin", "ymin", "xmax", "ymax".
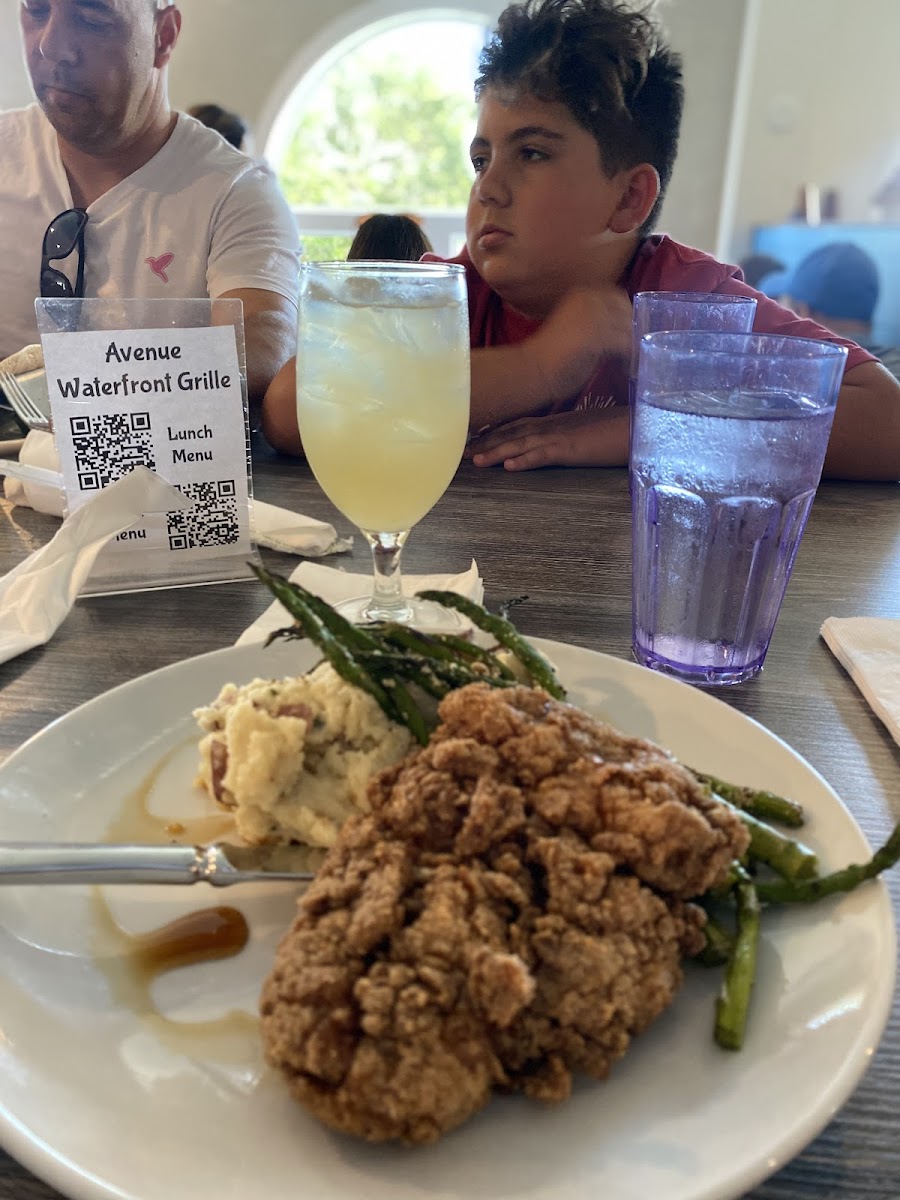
[{"xmin": 292, "ymin": 207, "xmax": 467, "ymax": 258}]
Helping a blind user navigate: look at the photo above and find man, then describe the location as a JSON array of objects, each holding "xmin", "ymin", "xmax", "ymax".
[
  {"xmin": 759, "ymin": 243, "xmax": 900, "ymax": 383},
  {"xmin": 1, "ymin": 0, "xmax": 299, "ymax": 411}
]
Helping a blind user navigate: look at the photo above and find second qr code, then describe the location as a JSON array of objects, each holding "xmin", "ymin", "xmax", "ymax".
[{"xmin": 167, "ymin": 479, "xmax": 239, "ymax": 550}]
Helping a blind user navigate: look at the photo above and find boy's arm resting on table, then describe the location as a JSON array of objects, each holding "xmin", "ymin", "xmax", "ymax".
[
  {"xmin": 470, "ymin": 359, "xmax": 900, "ymax": 479},
  {"xmin": 252, "ymin": 284, "xmax": 636, "ymax": 461},
  {"xmin": 470, "ymin": 286, "xmax": 632, "ymax": 429},
  {"xmin": 824, "ymin": 360, "xmax": 900, "ymax": 481},
  {"xmin": 469, "ymin": 405, "xmax": 629, "ymax": 471}
]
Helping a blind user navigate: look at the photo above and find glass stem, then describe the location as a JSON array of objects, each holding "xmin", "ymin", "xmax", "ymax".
[{"xmin": 363, "ymin": 530, "xmax": 411, "ymax": 620}]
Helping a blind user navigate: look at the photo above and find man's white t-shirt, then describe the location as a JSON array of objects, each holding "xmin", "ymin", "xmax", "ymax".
[{"xmin": 0, "ymin": 105, "xmax": 301, "ymax": 359}]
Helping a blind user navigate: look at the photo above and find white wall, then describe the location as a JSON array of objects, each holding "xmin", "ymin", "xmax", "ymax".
[
  {"xmin": 655, "ymin": 0, "xmax": 746, "ymax": 251},
  {"xmin": 729, "ymin": 0, "xmax": 900, "ymax": 257}
]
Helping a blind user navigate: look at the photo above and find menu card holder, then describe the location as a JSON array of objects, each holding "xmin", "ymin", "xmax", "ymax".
[{"xmin": 34, "ymin": 297, "xmax": 258, "ymax": 595}]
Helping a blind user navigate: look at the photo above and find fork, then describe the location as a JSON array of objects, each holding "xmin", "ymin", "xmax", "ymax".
[{"xmin": 0, "ymin": 369, "xmax": 51, "ymax": 431}]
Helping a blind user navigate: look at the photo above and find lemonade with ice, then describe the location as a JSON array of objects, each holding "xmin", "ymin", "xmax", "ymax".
[{"xmin": 298, "ymin": 290, "xmax": 469, "ymax": 533}]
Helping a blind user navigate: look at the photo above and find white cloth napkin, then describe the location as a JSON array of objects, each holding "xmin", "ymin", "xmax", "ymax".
[
  {"xmin": 236, "ymin": 559, "xmax": 484, "ymax": 646},
  {"xmin": 0, "ymin": 467, "xmax": 190, "ymax": 665},
  {"xmin": 821, "ymin": 616, "xmax": 900, "ymax": 748},
  {"xmin": 2, "ymin": 430, "xmax": 351, "ymax": 557}
]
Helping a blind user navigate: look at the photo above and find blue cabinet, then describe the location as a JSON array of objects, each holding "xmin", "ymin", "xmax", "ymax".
[{"xmin": 752, "ymin": 223, "xmax": 900, "ymax": 345}]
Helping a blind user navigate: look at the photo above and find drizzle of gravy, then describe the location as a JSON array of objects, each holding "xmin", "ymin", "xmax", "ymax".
[
  {"xmin": 92, "ymin": 891, "xmax": 259, "ymax": 1062},
  {"xmin": 127, "ymin": 904, "xmax": 249, "ymax": 980}
]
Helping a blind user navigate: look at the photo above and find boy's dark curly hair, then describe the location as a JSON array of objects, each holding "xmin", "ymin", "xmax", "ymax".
[{"xmin": 476, "ymin": 0, "xmax": 683, "ymax": 233}]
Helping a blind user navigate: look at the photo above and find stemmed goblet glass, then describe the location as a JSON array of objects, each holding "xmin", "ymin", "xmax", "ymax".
[{"xmin": 296, "ymin": 260, "xmax": 470, "ymax": 629}]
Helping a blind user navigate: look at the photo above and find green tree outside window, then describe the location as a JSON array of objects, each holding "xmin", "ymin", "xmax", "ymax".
[{"xmin": 279, "ymin": 45, "xmax": 477, "ymax": 221}]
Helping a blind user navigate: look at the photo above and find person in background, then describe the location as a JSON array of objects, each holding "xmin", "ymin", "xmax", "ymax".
[
  {"xmin": 759, "ymin": 243, "xmax": 900, "ymax": 383},
  {"xmin": 738, "ymin": 253, "xmax": 785, "ymax": 289},
  {"xmin": 431, "ymin": 0, "xmax": 897, "ymax": 481},
  {"xmin": 187, "ymin": 102, "xmax": 249, "ymax": 153},
  {"xmin": 347, "ymin": 214, "xmax": 434, "ymax": 261},
  {"xmin": 0, "ymin": 0, "xmax": 299, "ymax": 416}
]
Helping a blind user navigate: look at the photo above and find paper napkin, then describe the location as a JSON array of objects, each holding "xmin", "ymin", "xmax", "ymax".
[
  {"xmin": 2, "ymin": 430, "xmax": 351, "ymax": 557},
  {"xmin": 2, "ymin": 430, "xmax": 62, "ymax": 515},
  {"xmin": 250, "ymin": 499, "xmax": 351, "ymax": 557},
  {"xmin": 236, "ymin": 559, "xmax": 484, "ymax": 646},
  {"xmin": 821, "ymin": 616, "xmax": 900, "ymax": 748},
  {"xmin": 0, "ymin": 467, "xmax": 190, "ymax": 665},
  {"xmin": 0, "ymin": 343, "xmax": 43, "ymax": 376}
]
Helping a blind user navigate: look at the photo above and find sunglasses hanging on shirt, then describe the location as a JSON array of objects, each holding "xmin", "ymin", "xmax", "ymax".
[{"xmin": 40, "ymin": 207, "xmax": 88, "ymax": 299}]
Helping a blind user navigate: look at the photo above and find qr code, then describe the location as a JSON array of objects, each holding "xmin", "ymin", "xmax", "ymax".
[
  {"xmin": 167, "ymin": 479, "xmax": 239, "ymax": 550},
  {"xmin": 70, "ymin": 412, "xmax": 155, "ymax": 490}
]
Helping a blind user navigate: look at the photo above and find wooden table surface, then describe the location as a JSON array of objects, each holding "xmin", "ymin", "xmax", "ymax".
[{"xmin": 1, "ymin": 454, "xmax": 898, "ymax": 1200}]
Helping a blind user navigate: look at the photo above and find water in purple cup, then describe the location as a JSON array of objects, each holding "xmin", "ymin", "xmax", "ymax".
[
  {"xmin": 628, "ymin": 292, "xmax": 758, "ymax": 455},
  {"xmin": 631, "ymin": 332, "xmax": 847, "ymax": 686}
]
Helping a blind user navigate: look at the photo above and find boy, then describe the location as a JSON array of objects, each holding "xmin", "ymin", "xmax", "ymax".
[{"xmin": 446, "ymin": 0, "xmax": 900, "ymax": 480}]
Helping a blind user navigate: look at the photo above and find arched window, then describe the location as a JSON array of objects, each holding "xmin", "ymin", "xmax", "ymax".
[{"xmin": 263, "ymin": 10, "xmax": 491, "ymax": 260}]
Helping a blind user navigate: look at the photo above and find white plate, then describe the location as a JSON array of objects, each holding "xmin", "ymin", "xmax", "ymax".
[{"xmin": 0, "ymin": 638, "xmax": 895, "ymax": 1200}]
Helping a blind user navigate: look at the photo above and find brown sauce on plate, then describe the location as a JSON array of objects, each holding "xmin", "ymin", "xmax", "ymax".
[
  {"xmin": 92, "ymin": 892, "xmax": 260, "ymax": 1061},
  {"xmin": 126, "ymin": 904, "xmax": 250, "ymax": 980}
]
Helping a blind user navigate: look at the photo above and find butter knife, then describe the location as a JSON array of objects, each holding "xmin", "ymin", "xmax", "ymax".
[{"xmin": 0, "ymin": 842, "xmax": 322, "ymax": 886}]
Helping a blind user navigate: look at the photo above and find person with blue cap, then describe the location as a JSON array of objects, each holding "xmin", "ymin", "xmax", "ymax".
[{"xmin": 760, "ymin": 244, "xmax": 900, "ymax": 382}]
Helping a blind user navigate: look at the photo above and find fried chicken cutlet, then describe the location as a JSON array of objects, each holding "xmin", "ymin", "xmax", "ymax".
[{"xmin": 261, "ymin": 683, "xmax": 750, "ymax": 1144}]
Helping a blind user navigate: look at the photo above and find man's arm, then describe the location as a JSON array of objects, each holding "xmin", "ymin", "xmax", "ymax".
[
  {"xmin": 259, "ymin": 354, "xmax": 304, "ymax": 456},
  {"xmin": 824, "ymin": 360, "xmax": 900, "ymax": 480},
  {"xmin": 207, "ymin": 164, "xmax": 301, "ymax": 438},
  {"xmin": 470, "ymin": 286, "xmax": 633, "ymax": 430},
  {"xmin": 219, "ymin": 287, "xmax": 296, "ymax": 404}
]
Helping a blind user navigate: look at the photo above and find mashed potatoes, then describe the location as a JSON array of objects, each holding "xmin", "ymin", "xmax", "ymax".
[{"xmin": 193, "ymin": 662, "xmax": 414, "ymax": 848}]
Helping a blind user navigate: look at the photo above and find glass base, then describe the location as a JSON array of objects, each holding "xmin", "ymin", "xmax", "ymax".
[
  {"xmin": 335, "ymin": 593, "xmax": 470, "ymax": 635},
  {"xmin": 632, "ymin": 642, "xmax": 765, "ymax": 686}
]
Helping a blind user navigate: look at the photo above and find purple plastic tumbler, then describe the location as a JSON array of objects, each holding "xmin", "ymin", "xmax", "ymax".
[
  {"xmin": 631, "ymin": 331, "xmax": 847, "ymax": 686},
  {"xmin": 629, "ymin": 291, "xmax": 758, "ymax": 421}
]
